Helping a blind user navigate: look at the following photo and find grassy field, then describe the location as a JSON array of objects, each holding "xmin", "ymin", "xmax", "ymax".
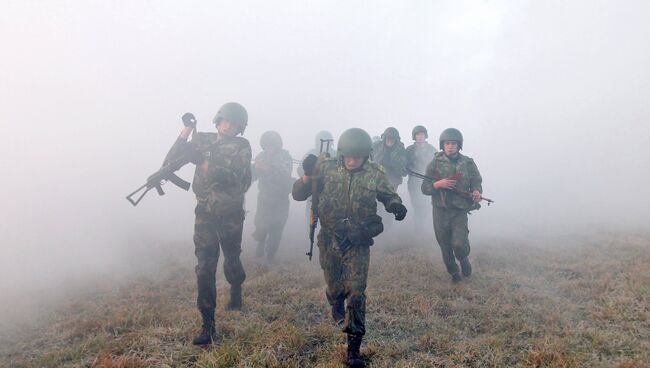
[{"xmin": 1, "ymin": 231, "xmax": 649, "ymax": 367}]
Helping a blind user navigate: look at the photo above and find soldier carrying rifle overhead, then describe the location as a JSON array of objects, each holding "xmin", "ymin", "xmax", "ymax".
[
  {"xmin": 164, "ymin": 102, "xmax": 252, "ymax": 345},
  {"xmin": 292, "ymin": 128, "xmax": 407, "ymax": 368}
]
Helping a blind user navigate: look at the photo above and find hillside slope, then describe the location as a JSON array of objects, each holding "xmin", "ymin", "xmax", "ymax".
[{"xmin": 1, "ymin": 232, "xmax": 649, "ymax": 367}]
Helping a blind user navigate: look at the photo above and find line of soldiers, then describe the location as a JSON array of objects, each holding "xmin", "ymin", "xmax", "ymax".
[{"xmin": 161, "ymin": 102, "xmax": 484, "ymax": 367}]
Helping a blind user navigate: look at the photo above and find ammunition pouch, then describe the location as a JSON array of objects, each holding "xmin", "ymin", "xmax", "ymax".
[{"xmin": 334, "ymin": 215, "xmax": 384, "ymax": 252}]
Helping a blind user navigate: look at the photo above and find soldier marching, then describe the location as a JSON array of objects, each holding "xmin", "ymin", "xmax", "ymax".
[{"xmin": 131, "ymin": 111, "xmax": 488, "ymax": 367}]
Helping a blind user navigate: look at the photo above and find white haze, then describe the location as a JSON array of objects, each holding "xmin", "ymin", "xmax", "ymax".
[{"xmin": 0, "ymin": 1, "xmax": 649, "ymax": 307}]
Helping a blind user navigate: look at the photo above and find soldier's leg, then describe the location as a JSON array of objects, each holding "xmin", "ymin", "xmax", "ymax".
[
  {"xmin": 265, "ymin": 199, "xmax": 289, "ymax": 261},
  {"xmin": 432, "ymin": 207, "xmax": 460, "ymax": 277},
  {"xmin": 253, "ymin": 200, "xmax": 269, "ymax": 258},
  {"xmin": 194, "ymin": 215, "xmax": 220, "ymax": 311},
  {"xmin": 318, "ymin": 233, "xmax": 345, "ymax": 323},
  {"xmin": 193, "ymin": 213, "xmax": 220, "ymax": 344},
  {"xmin": 342, "ymin": 244, "xmax": 370, "ymax": 368},
  {"xmin": 341, "ymin": 244, "xmax": 370, "ymax": 337},
  {"xmin": 216, "ymin": 210, "xmax": 247, "ymax": 310},
  {"xmin": 408, "ymin": 179, "xmax": 426, "ymax": 233},
  {"xmin": 449, "ymin": 210, "xmax": 471, "ymax": 276}
]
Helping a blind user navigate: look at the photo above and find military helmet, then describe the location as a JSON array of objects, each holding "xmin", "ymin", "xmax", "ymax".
[
  {"xmin": 213, "ymin": 102, "xmax": 248, "ymax": 134},
  {"xmin": 314, "ymin": 130, "xmax": 334, "ymax": 148},
  {"xmin": 337, "ymin": 128, "xmax": 372, "ymax": 157},
  {"xmin": 412, "ymin": 125, "xmax": 428, "ymax": 140},
  {"xmin": 381, "ymin": 127, "xmax": 400, "ymax": 141},
  {"xmin": 260, "ymin": 130, "xmax": 282, "ymax": 150},
  {"xmin": 439, "ymin": 128, "xmax": 463, "ymax": 150}
]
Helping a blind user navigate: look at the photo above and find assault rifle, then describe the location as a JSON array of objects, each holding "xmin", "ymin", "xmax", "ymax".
[
  {"xmin": 407, "ymin": 168, "xmax": 494, "ymax": 205},
  {"xmin": 126, "ymin": 113, "xmax": 198, "ymax": 206},
  {"xmin": 307, "ymin": 138, "xmax": 334, "ymax": 260}
]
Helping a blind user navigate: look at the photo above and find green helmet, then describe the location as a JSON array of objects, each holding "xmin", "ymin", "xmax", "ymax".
[
  {"xmin": 213, "ymin": 102, "xmax": 248, "ymax": 134},
  {"xmin": 381, "ymin": 127, "xmax": 400, "ymax": 141},
  {"xmin": 439, "ymin": 128, "xmax": 463, "ymax": 150},
  {"xmin": 412, "ymin": 125, "xmax": 428, "ymax": 140},
  {"xmin": 337, "ymin": 128, "xmax": 372, "ymax": 157},
  {"xmin": 314, "ymin": 130, "xmax": 334, "ymax": 148},
  {"xmin": 260, "ymin": 130, "xmax": 282, "ymax": 150}
]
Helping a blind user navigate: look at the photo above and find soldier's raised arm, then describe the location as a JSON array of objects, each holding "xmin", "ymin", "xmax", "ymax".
[
  {"xmin": 292, "ymin": 153, "xmax": 321, "ymax": 201},
  {"xmin": 163, "ymin": 124, "xmax": 197, "ymax": 165}
]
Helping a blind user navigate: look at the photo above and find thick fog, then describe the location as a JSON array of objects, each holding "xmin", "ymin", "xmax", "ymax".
[{"xmin": 1, "ymin": 0, "xmax": 649, "ymax": 310}]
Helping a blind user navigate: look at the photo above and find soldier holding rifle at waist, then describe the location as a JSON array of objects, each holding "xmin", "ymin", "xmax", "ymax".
[{"xmin": 421, "ymin": 128, "xmax": 485, "ymax": 284}]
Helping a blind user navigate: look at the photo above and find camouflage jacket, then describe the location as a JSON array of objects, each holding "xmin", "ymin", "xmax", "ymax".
[
  {"xmin": 165, "ymin": 132, "xmax": 252, "ymax": 215},
  {"xmin": 421, "ymin": 151, "xmax": 482, "ymax": 210},
  {"xmin": 371, "ymin": 141, "xmax": 407, "ymax": 186},
  {"xmin": 406, "ymin": 142, "xmax": 437, "ymax": 176},
  {"xmin": 252, "ymin": 148, "xmax": 293, "ymax": 197},
  {"xmin": 292, "ymin": 158, "xmax": 402, "ymax": 237}
]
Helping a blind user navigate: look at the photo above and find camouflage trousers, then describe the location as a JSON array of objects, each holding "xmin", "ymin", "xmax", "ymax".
[
  {"xmin": 318, "ymin": 231, "xmax": 370, "ymax": 336},
  {"xmin": 194, "ymin": 205, "xmax": 247, "ymax": 311},
  {"xmin": 432, "ymin": 206, "xmax": 471, "ymax": 275},
  {"xmin": 253, "ymin": 194, "xmax": 289, "ymax": 260},
  {"xmin": 408, "ymin": 176, "xmax": 432, "ymax": 233}
]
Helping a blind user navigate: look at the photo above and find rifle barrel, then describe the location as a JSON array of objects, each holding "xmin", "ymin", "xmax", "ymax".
[{"xmin": 406, "ymin": 168, "xmax": 494, "ymax": 204}]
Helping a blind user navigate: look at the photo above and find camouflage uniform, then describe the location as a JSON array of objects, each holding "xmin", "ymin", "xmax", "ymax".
[
  {"xmin": 292, "ymin": 157, "xmax": 402, "ymax": 336},
  {"xmin": 251, "ymin": 148, "xmax": 293, "ymax": 260},
  {"xmin": 406, "ymin": 142, "xmax": 437, "ymax": 232},
  {"xmin": 421, "ymin": 151, "xmax": 482, "ymax": 276},
  {"xmin": 166, "ymin": 132, "xmax": 251, "ymax": 311},
  {"xmin": 371, "ymin": 140, "xmax": 407, "ymax": 189}
]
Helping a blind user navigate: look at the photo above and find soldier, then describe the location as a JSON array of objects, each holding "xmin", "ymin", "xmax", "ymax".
[
  {"xmin": 251, "ymin": 130, "xmax": 293, "ymax": 261},
  {"xmin": 371, "ymin": 127, "xmax": 407, "ymax": 190},
  {"xmin": 164, "ymin": 102, "xmax": 252, "ymax": 345},
  {"xmin": 292, "ymin": 128, "xmax": 407, "ymax": 368},
  {"xmin": 296, "ymin": 130, "xmax": 336, "ymax": 176},
  {"xmin": 406, "ymin": 125, "xmax": 437, "ymax": 233},
  {"xmin": 421, "ymin": 128, "xmax": 482, "ymax": 284}
]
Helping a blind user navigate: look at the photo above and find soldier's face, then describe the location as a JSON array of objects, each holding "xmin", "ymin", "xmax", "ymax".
[
  {"xmin": 385, "ymin": 138, "xmax": 395, "ymax": 147},
  {"xmin": 343, "ymin": 156, "xmax": 365, "ymax": 171},
  {"xmin": 415, "ymin": 132, "xmax": 426, "ymax": 143},
  {"xmin": 443, "ymin": 141, "xmax": 459, "ymax": 156},
  {"xmin": 217, "ymin": 119, "xmax": 239, "ymax": 137}
]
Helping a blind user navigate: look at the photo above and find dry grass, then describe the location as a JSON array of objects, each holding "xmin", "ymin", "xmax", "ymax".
[{"xmin": 1, "ymin": 231, "xmax": 649, "ymax": 367}]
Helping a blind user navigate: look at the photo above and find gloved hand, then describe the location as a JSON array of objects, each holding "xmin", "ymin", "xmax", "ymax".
[
  {"xmin": 302, "ymin": 154, "xmax": 318, "ymax": 176},
  {"xmin": 182, "ymin": 112, "xmax": 197, "ymax": 128},
  {"xmin": 388, "ymin": 202, "xmax": 407, "ymax": 221},
  {"xmin": 334, "ymin": 219, "xmax": 352, "ymax": 252}
]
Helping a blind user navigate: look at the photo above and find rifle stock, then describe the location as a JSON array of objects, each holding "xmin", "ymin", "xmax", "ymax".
[{"xmin": 127, "ymin": 140, "xmax": 195, "ymax": 207}]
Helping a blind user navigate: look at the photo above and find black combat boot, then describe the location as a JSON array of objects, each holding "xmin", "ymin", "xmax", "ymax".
[
  {"xmin": 451, "ymin": 272, "xmax": 462, "ymax": 284},
  {"xmin": 346, "ymin": 334, "xmax": 365, "ymax": 368},
  {"xmin": 460, "ymin": 257, "xmax": 472, "ymax": 277},
  {"xmin": 227, "ymin": 284, "xmax": 242, "ymax": 311},
  {"xmin": 332, "ymin": 299, "xmax": 345, "ymax": 325},
  {"xmin": 192, "ymin": 308, "xmax": 216, "ymax": 345}
]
